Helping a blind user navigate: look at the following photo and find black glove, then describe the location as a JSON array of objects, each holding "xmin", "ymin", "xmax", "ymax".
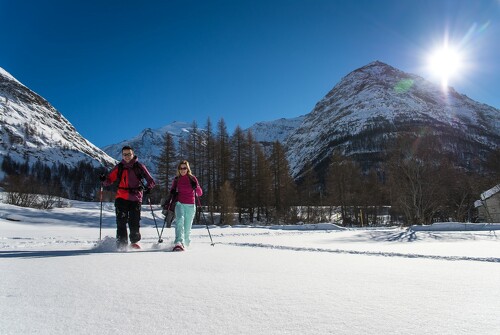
[
  {"xmin": 143, "ymin": 187, "xmax": 151, "ymax": 195},
  {"xmin": 99, "ymin": 174, "xmax": 106, "ymax": 182}
]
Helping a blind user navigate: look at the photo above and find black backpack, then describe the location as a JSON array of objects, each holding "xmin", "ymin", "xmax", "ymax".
[
  {"xmin": 114, "ymin": 161, "xmax": 145, "ymax": 190},
  {"xmin": 171, "ymin": 174, "xmax": 197, "ymax": 192},
  {"xmin": 166, "ymin": 175, "xmax": 198, "ymax": 208}
]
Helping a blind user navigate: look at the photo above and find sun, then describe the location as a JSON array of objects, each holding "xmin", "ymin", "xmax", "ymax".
[{"xmin": 428, "ymin": 46, "xmax": 463, "ymax": 88}]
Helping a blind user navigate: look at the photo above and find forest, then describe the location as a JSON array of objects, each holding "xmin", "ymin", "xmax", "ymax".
[{"xmin": 1, "ymin": 118, "xmax": 499, "ymax": 226}]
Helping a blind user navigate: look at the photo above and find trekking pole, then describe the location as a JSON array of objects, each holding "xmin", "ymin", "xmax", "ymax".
[
  {"xmin": 164, "ymin": 196, "xmax": 175, "ymax": 229},
  {"xmin": 147, "ymin": 196, "xmax": 164, "ymax": 243},
  {"xmin": 99, "ymin": 182, "xmax": 103, "ymax": 241},
  {"xmin": 196, "ymin": 194, "xmax": 214, "ymax": 246},
  {"xmin": 157, "ymin": 204, "xmax": 169, "ymax": 242}
]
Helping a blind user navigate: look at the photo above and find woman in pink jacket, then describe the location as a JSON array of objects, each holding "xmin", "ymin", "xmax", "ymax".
[{"xmin": 170, "ymin": 160, "xmax": 202, "ymax": 251}]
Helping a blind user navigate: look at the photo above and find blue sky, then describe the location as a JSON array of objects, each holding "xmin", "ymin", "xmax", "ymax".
[{"xmin": 1, "ymin": 0, "xmax": 499, "ymax": 147}]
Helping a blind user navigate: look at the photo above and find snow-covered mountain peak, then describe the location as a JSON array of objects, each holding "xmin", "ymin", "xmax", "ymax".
[
  {"xmin": 101, "ymin": 121, "xmax": 195, "ymax": 173},
  {"xmin": 286, "ymin": 61, "xmax": 500, "ymax": 179},
  {"xmin": 0, "ymin": 67, "xmax": 22, "ymax": 86},
  {"xmin": 245, "ymin": 116, "xmax": 306, "ymax": 143},
  {"xmin": 0, "ymin": 67, "xmax": 116, "ymax": 171}
]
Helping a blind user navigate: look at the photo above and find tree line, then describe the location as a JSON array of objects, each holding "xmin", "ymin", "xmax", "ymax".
[
  {"xmin": 1, "ymin": 118, "xmax": 498, "ymax": 225},
  {"xmin": 1, "ymin": 155, "xmax": 106, "ymax": 208},
  {"xmin": 154, "ymin": 119, "xmax": 297, "ymax": 225},
  {"xmin": 153, "ymin": 118, "xmax": 499, "ymax": 226}
]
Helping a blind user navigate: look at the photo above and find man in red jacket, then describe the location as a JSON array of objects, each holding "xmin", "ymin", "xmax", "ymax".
[{"xmin": 101, "ymin": 146, "xmax": 155, "ymax": 249}]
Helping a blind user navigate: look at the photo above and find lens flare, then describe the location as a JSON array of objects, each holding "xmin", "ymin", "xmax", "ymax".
[
  {"xmin": 428, "ymin": 46, "xmax": 462, "ymax": 88},
  {"xmin": 424, "ymin": 21, "xmax": 491, "ymax": 91},
  {"xmin": 394, "ymin": 79, "xmax": 414, "ymax": 94}
]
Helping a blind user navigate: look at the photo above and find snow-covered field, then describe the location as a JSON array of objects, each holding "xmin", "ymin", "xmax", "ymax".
[{"xmin": 1, "ymin": 199, "xmax": 500, "ymax": 334}]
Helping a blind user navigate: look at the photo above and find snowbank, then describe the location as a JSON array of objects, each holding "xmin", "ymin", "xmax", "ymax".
[
  {"xmin": 411, "ymin": 222, "xmax": 500, "ymax": 231},
  {"xmin": 269, "ymin": 222, "xmax": 346, "ymax": 231}
]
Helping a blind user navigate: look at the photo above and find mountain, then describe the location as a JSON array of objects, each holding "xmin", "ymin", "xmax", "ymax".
[
  {"xmin": 244, "ymin": 116, "xmax": 305, "ymax": 150},
  {"xmin": 100, "ymin": 61, "xmax": 500, "ymax": 182},
  {"xmin": 0, "ymin": 67, "xmax": 116, "ymax": 174},
  {"xmin": 101, "ymin": 121, "xmax": 193, "ymax": 174},
  {"xmin": 101, "ymin": 117, "xmax": 304, "ymax": 176},
  {"xmin": 285, "ymin": 61, "xmax": 500, "ymax": 179}
]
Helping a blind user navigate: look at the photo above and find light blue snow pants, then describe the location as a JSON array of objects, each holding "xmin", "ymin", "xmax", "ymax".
[{"xmin": 174, "ymin": 202, "xmax": 196, "ymax": 247}]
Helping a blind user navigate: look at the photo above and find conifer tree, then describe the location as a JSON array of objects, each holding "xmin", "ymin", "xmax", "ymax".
[
  {"xmin": 231, "ymin": 126, "xmax": 246, "ymax": 222},
  {"xmin": 185, "ymin": 121, "xmax": 200, "ymax": 174},
  {"xmin": 244, "ymin": 131, "xmax": 258, "ymax": 222},
  {"xmin": 216, "ymin": 118, "xmax": 231, "ymax": 192},
  {"xmin": 156, "ymin": 132, "xmax": 177, "ymax": 193},
  {"xmin": 254, "ymin": 144, "xmax": 273, "ymax": 222},
  {"xmin": 202, "ymin": 118, "xmax": 217, "ymax": 223},
  {"xmin": 269, "ymin": 141, "xmax": 297, "ymax": 223}
]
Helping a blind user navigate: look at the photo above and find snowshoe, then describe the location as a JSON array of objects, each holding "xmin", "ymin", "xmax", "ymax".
[
  {"xmin": 130, "ymin": 243, "xmax": 141, "ymax": 250},
  {"xmin": 172, "ymin": 243, "xmax": 185, "ymax": 252}
]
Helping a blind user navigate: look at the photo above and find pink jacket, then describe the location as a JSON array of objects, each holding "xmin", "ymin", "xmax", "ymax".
[{"xmin": 171, "ymin": 175, "xmax": 202, "ymax": 205}]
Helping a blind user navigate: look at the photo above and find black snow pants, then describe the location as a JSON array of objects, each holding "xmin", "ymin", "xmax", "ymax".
[{"xmin": 115, "ymin": 198, "xmax": 142, "ymax": 245}]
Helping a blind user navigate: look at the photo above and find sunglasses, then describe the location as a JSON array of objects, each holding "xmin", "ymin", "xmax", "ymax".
[
  {"xmin": 179, "ymin": 167, "xmax": 188, "ymax": 170},
  {"xmin": 122, "ymin": 153, "xmax": 132, "ymax": 157}
]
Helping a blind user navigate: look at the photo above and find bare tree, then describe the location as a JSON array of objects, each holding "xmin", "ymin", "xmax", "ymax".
[
  {"xmin": 219, "ymin": 180, "xmax": 236, "ymax": 225},
  {"xmin": 297, "ymin": 163, "xmax": 320, "ymax": 223},
  {"xmin": 386, "ymin": 136, "xmax": 445, "ymax": 225},
  {"xmin": 325, "ymin": 151, "xmax": 363, "ymax": 226}
]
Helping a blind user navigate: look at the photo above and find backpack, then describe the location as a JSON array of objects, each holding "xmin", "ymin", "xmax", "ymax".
[
  {"xmin": 113, "ymin": 161, "xmax": 145, "ymax": 190},
  {"xmin": 173, "ymin": 174, "xmax": 198, "ymax": 190}
]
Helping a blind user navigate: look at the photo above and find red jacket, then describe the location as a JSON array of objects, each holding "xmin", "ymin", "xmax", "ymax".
[{"xmin": 103, "ymin": 156, "xmax": 155, "ymax": 202}]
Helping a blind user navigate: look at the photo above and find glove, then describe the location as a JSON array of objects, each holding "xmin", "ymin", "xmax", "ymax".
[
  {"xmin": 143, "ymin": 187, "xmax": 151, "ymax": 195},
  {"xmin": 99, "ymin": 174, "xmax": 106, "ymax": 182}
]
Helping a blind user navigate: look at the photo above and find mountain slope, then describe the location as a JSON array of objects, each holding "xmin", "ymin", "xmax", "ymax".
[
  {"xmin": 285, "ymin": 61, "xmax": 500, "ymax": 178},
  {"xmin": 245, "ymin": 116, "xmax": 305, "ymax": 144},
  {"xmin": 0, "ymin": 67, "xmax": 116, "ymax": 171}
]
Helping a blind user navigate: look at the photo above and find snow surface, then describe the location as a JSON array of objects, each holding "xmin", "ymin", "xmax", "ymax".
[{"xmin": 1, "ymin": 199, "xmax": 500, "ymax": 335}]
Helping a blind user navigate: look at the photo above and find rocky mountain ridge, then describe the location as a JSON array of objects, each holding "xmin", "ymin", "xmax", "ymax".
[{"xmin": 0, "ymin": 67, "xmax": 116, "ymax": 177}]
